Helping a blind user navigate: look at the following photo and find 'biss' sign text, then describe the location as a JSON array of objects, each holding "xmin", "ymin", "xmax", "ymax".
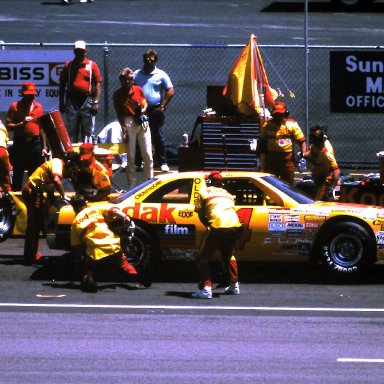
[
  {"xmin": 0, "ymin": 50, "xmax": 71, "ymax": 113},
  {"xmin": 330, "ymin": 51, "xmax": 384, "ymax": 113}
]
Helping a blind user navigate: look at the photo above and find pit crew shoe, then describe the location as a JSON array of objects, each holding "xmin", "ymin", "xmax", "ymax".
[
  {"xmin": 120, "ymin": 254, "xmax": 138, "ymax": 275},
  {"xmin": 224, "ymin": 282, "xmax": 240, "ymax": 295},
  {"xmin": 81, "ymin": 273, "xmax": 98, "ymax": 293},
  {"xmin": 191, "ymin": 287, "xmax": 212, "ymax": 299},
  {"xmin": 160, "ymin": 164, "xmax": 170, "ymax": 172}
]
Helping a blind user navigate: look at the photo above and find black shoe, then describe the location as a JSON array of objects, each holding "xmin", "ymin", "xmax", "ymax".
[{"xmin": 81, "ymin": 273, "xmax": 98, "ymax": 292}]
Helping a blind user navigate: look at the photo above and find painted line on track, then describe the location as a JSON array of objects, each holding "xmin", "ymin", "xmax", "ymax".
[
  {"xmin": 338, "ymin": 358, "xmax": 384, "ymax": 363},
  {"xmin": 1, "ymin": 303, "xmax": 384, "ymax": 312}
]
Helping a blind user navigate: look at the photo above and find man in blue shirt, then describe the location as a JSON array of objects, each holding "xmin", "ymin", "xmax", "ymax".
[{"xmin": 134, "ymin": 49, "xmax": 174, "ymax": 172}]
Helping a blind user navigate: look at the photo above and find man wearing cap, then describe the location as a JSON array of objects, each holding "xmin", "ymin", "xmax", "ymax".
[
  {"xmin": 59, "ymin": 40, "xmax": 102, "ymax": 143},
  {"xmin": 6, "ymin": 82, "xmax": 48, "ymax": 190},
  {"xmin": 22, "ymin": 152, "xmax": 80, "ymax": 265},
  {"xmin": 113, "ymin": 67, "xmax": 153, "ymax": 188},
  {"xmin": 72, "ymin": 142, "xmax": 111, "ymax": 202},
  {"xmin": 192, "ymin": 171, "xmax": 243, "ymax": 299},
  {"xmin": 257, "ymin": 102, "xmax": 307, "ymax": 184}
]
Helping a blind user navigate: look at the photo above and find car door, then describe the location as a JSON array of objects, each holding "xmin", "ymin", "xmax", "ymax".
[{"xmin": 142, "ymin": 177, "xmax": 200, "ymax": 261}]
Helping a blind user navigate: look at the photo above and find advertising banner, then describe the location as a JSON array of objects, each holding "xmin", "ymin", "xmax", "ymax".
[
  {"xmin": 330, "ymin": 51, "xmax": 384, "ymax": 113},
  {"xmin": 0, "ymin": 50, "xmax": 71, "ymax": 112}
]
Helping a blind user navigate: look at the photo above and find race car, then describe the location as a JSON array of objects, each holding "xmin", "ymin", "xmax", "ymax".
[{"xmin": 46, "ymin": 170, "xmax": 384, "ymax": 275}]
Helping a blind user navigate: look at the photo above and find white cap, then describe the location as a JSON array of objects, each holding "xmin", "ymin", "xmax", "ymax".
[{"xmin": 74, "ymin": 40, "xmax": 86, "ymax": 50}]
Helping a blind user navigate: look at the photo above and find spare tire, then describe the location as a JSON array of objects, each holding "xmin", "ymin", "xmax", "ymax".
[{"xmin": 0, "ymin": 188, "xmax": 16, "ymax": 242}]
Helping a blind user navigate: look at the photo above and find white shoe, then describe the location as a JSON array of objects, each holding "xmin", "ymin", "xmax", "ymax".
[
  {"xmin": 160, "ymin": 164, "xmax": 170, "ymax": 172},
  {"xmin": 224, "ymin": 282, "xmax": 240, "ymax": 295},
  {"xmin": 61, "ymin": 0, "xmax": 70, "ymax": 3},
  {"xmin": 191, "ymin": 287, "xmax": 212, "ymax": 299}
]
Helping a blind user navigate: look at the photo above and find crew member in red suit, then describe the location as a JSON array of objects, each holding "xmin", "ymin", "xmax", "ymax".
[
  {"xmin": 192, "ymin": 171, "xmax": 243, "ymax": 299},
  {"xmin": 258, "ymin": 102, "xmax": 306, "ymax": 184},
  {"xmin": 6, "ymin": 82, "xmax": 48, "ymax": 190},
  {"xmin": 0, "ymin": 120, "xmax": 12, "ymax": 192}
]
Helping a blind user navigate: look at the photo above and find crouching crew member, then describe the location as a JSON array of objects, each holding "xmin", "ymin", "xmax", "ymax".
[
  {"xmin": 22, "ymin": 152, "xmax": 80, "ymax": 265},
  {"xmin": 258, "ymin": 102, "xmax": 306, "ymax": 184},
  {"xmin": 192, "ymin": 171, "xmax": 243, "ymax": 299},
  {"xmin": 70, "ymin": 199, "xmax": 137, "ymax": 292},
  {"xmin": 72, "ymin": 143, "xmax": 111, "ymax": 202},
  {"xmin": 304, "ymin": 126, "xmax": 340, "ymax": 201}
]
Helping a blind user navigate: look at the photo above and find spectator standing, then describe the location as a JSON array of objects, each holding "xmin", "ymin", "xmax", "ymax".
[
  {"xmin": 6, "ymin": 82, "xmax": 48, "ymax": 191},
  {"xmin": 70, "ymin": 200, "xmax": 137, "ymax": 292},
  {"xmin": 22, "ymin": 152, "xmax": 80, "ymax": 265},
  {"xmin": 257, "ymin": 102, "xmax": 307, "ymax": 184},
  {"xmin": 0, "ymin": 120, "xmax": 12, "ymax": 192},
  {"xmin": 304, "ymin": 126, "xmax": 340, "ymax": 201},
  {"xmin": 59, "ymin": 40, "xmax": 102, "ymax": 143},
  {"xmin": 192, "ymin": 171, "xmax": 243, "ymax": 299},
  {"xmin": 72, "ymin": 142, "xmax": 111, "ymax": 201},
  {"xmin": 134, "ymin": 49, "xmax": 174, "ymax": 172},
  {"xmin": 113, "ymin": 67, "xmax": 153, "ymax": 188}
]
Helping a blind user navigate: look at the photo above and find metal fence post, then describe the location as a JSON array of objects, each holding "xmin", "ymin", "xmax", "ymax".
[{"xmin": 103, "ymin": 43, "xmax": 109, "ymax": 128}]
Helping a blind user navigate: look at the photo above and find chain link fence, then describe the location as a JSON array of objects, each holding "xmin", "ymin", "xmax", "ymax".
[{"xmin": 1, "ymin": 43, "xmax": 382, "ymax": 168}]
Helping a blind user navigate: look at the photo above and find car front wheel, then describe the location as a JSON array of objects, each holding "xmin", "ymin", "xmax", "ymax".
[
  {"xmin": 316, "ymin": 221, "xmax": 375, "ymax": 273},
  {"xmin": 0, "ymin": 189, "xmax": 16, "ymax": 242},
  {"xmin": 120, "ymin": 225, "xmax": 153, "ymax": 272}
]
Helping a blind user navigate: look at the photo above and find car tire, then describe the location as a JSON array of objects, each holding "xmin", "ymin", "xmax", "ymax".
[
  {"xmin": 330, "ymin": 0, "xmax": 375, "ymax": 10},
  {"xmin": 316, "ymin": 221, "xmax": 375, "ymax": 273},
  {"xmin": 120, "ymin": 225, "xmax": 153, "ymax": 271},
  {"xmin": 0, "ymin": 188, "xmax": 16, "ymax": 243}
]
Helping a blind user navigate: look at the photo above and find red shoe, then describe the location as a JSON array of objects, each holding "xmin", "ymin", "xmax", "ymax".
[
  {"xmin": 121, "ymin": 258, "xmax": 137, "ymax": 275},
  {"xmin": 35, "ymin": 252, "xmax": 42, "ymax": 261}
]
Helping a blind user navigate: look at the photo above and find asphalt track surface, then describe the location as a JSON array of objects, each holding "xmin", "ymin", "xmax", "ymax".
[{"xmin": 2, "ymin": 2, "xmax": 384, "ymax": 383}]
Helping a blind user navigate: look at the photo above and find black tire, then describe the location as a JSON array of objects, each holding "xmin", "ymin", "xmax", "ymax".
[
  {"xmin": 316, "ymin": 221, "xmax": 375, "ymax": 273},
  {"xmin": 0, "ymin": 189, "xmax": 16, "ymax": 243},
  {"xmin": 120, "ymin": 225, "xmax": 153, "ymax": 271},
  {"xmin": 330, "ymin": 0, "xmax": 375, "ymax": 10}
]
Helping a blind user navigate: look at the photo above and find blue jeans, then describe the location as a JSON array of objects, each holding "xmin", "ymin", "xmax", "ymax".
[
  {"xmin": 148, "ymin": 109, "xmax": 166, "ymax": 166},
  {"xmin": 65, "ymin": 96, "xmax": 95, "ymax": 143}
]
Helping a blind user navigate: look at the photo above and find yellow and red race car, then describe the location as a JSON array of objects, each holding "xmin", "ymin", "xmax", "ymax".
[{"xmin": 44, "ymin": 170, "xmax": 384, "ymax": 275}]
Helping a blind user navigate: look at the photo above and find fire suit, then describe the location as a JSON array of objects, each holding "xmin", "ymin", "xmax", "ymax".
[{"xmin": 194, "ymin": 184, "xmax": 242, "ymax": 288}]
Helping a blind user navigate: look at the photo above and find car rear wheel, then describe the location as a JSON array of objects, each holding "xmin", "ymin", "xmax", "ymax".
[
  {"xmin": 317, "ymin": 221, "xmax": 375, "ymax": 273},
  {"xmin": 0, "ymin": 189, "xmax": 16, "ymax": 242},
  {"xmin": 120, "ymin": 225, "xmax": 153, "ymax": 272}
]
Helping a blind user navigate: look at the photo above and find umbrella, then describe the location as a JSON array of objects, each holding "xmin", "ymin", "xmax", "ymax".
[{"xmin": 222, "ymin": 34, "xmax": 277, "ymax": 116}]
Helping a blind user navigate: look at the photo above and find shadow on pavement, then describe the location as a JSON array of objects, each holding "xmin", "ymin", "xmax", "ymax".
[
  {"xmin": 261, "ymin": 2, "xmax": 384, "ymax": 12},
  {"xmin": 2, "ymin": 253, "xmax": 384, "ymax": 285}
]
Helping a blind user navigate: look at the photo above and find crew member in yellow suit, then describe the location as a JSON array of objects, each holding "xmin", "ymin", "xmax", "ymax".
[
  {"xmin": 192, "ymin": 170, "xmax": 243, "ymax": 299},
  {"xmin": 70, "ymin": 200, "xmax": 137, "ymax": 292},
  {"xmin": 73, "ymin": 142, "xmax": 111, "ymax": 202},
  {"xmin": 0, "ymin": 120, "xmax": 11, "ymax": 192},
  {"xmin": 258, "ymin": 102, "xmax": 307, "ymax": 184}
]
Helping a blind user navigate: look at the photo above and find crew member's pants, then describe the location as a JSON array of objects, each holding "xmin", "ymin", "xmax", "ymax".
[
  {"xmin": 148, "ymin": 108, "xmax": 166, "ymax": 167},
  {"xmin": 22, "ymin": 184, "xmax": 45, "ymax": 264},
  {"xmin": 123, "ymin": 117, "xmax": 153, "ymax": 187},
  {"xmin": 196, "ymin": 226, "xmax": 242, "ymax": 288},
  {"xmin": 0, "ymin": 147, "xmax": 11, "ymax": 192},
  {"xmin": 65, "ymin": 96, "xmax": 95, "ymax": 143},
  {"xmin": 10, "ymin": 137, "xmax": 44, "ymax": 191},
  {"xmin": 264, "ymin": 152, "xmax": 295, "ymax": 184}
]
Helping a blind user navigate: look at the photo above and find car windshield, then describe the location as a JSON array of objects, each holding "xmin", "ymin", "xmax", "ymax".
[
  {"xmin": 111, "ymin": 178, "xmax": 156, "ymax": 203},
  {"xmin": 263, "ymin": 176, "xmax": 314, "ymax": 204}
]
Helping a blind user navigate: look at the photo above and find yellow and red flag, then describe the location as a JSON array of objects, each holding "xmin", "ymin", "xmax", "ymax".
[{"xmin": 223, "ymin": 34, "xmax": 277, "ymax": 116}]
